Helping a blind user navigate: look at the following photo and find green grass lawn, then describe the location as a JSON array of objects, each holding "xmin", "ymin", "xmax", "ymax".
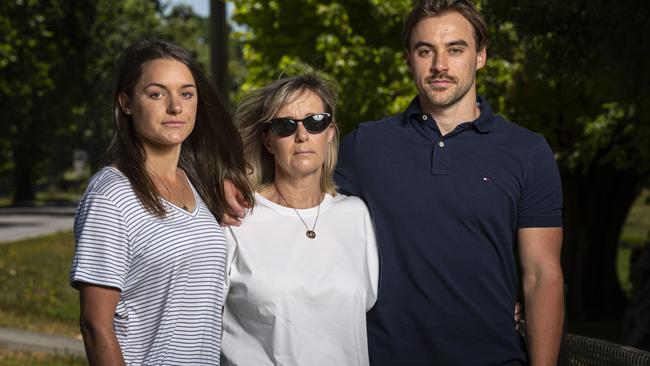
[
  {"xmin": 617, "ymin": 189, "xmax": 650, "ymax": 295},
  {"xmin": 0, "ymin": 348, "xmax": 86, "ymax": 366},
  {"xmin": 0, "ymin": 232, "xmax": 80, "ymax": 337},
  {"xmin": 620, "ymin": 189, "xmax": 650, "ymax": 245}
]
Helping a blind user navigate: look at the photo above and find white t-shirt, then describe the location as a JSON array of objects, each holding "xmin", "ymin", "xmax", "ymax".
[
  {"xmin": 70, "ymin": 167, "xmax": 226, "ymax": 365},
  {"xmin": 221, "ymin": 193, "xmax": 379, "ymax": 366}
]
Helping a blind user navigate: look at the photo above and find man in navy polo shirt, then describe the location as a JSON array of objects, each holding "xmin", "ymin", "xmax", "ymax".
[{"xmin": 334, "ymin": 0, "xmax": 564, "ymax": 365}]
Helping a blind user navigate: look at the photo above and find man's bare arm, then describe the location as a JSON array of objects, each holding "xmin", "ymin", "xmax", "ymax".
[
  {"xmin": 221, "ymin": 179, "xmax": 251, "ymax": 226},
  {"xmin": 518, "ymin": 227, "xmax": 564, "ymax": 366}
]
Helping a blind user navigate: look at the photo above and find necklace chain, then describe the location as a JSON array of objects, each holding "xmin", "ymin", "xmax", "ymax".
[
  {"xmin": 153, "ymin": 168, "xmax": 189, "ymax": 212},
  {"xmin": 274, "ymin": 183, "xmax": 321, "ymax": 239},
  {"xmin": 177, "ymin": 170, "xmax": 188, "ymax": 211}
]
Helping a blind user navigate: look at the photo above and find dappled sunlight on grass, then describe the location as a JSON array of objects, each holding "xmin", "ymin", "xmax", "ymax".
[
  {"xmin": 0, "ymin": 232, "xmax": 80, "ymax": 337},
  {"xmin": 0, "ymin": 347, "xmax": 86, "ymax": 366},
  {"xmin": 620, "ymin": 189, "xmax": 650, "ymax": 245},
  {"xmin": 617, "ymin": 189, "xmax": 650, "ymax": 298},
  {"xmin": 617, "ymin": 247, "xmax": 633, "ymax": 296}
]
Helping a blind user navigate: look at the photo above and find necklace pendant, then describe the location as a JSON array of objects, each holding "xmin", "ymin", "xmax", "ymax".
[{"xmin": 306, "ymin": 230, "xmax": 316, "ymax": 239}]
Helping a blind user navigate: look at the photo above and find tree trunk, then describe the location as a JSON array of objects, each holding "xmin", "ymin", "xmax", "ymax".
[
  {"xmin": 561, "ymin": 164, "xmax": 643, "ymax": 321},
  {"xmin": 12, "ymin": 152, "xmax": 35, "ymax": 205},
  {"xmin": 210, "ymin": 0, "xmax": 229, "ymax": 105},
  {"xmin": 10, "ymin": 112, "xmax": 42, "ymax": 206}
]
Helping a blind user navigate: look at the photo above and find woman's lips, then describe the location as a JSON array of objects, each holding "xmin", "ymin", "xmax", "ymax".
[{"xmin": 162, "ymin": 120, "xmax": 186, "ymax": 127}]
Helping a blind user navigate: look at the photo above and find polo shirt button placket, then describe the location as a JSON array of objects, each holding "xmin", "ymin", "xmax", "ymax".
[{"xmin": 432, "ymin": 137, "xmax": 448, "ymax": 175}]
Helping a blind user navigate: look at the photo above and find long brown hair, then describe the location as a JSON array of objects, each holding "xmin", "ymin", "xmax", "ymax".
[{"xmin": 106, "ymin": 39, "xmax": 253, "ymax": 220}]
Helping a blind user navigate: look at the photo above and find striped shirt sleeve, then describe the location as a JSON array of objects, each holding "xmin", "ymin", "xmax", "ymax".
[{"xmin": 70, "ymin": 191, "xmax": 131, "ymax": 291}]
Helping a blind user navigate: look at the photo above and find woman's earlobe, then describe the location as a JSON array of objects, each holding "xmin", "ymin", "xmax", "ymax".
[
  {"xmin": 118, "ymin": 93, "xmax": 133, "ymax": 115},
  {"xmin": 327, "ymin": 124, "xmax": 336, "ymax": 143}
]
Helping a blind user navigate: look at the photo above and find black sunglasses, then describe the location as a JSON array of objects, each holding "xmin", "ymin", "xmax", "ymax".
[{"xmin": 265, "ymin": 113, "xmax": 332, "ymax": 137}]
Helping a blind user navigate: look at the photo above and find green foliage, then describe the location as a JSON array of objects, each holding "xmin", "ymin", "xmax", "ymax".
[
  {"xmin": 482, "ymin": 0, "xmax": 650, "ymax": 175},
  {"xmin": 0, "ymin": 0, "xmax": 154, "ymax": 201},
  {"xmin": 159, "ymin": 4, "xmax": 211, "ymax": 70},
  {"xmin": 0, "ymin": 232, "xmax": 79, "ymax": 337},
  {"xmin": 232, "ymin": 0, "xmax": 415, "ymax": 134},
  {"xmin": 0, "ymin": 0, "xmax": 211, "ymax": 203},
  {"xmin": 65, "ymin": 0, "xmax": 162, "ymax": 173}
]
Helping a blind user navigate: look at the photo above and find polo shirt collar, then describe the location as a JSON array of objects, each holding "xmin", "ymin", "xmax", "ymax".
[
  {"xmin": 405, "ymin": 95, "xmax": 496, "ymax": 133},
  {"xmin": 473, "ymin": 95, "xmax": 495, "ymax": 133},
  {"xmin": 404, "ymin": 96, "xmax": 424, "ymax": 123}
]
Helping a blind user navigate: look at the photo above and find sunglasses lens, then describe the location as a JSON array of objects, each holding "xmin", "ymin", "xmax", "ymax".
[
  {"xmin": 270, "ymin": 118, "xmax": 297, "ymax": 137},
  {"xmin": 303, "ymin": 114, "xmax": 331, "ymax": 133},
  {"xmin": 267, "ymin": 113, "xmax": 331, "ymax": 136}
]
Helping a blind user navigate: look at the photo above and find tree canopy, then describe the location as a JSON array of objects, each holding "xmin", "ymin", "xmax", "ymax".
[
  {"xmin": 0, "ymin": 0, "xmax": 209, "ymax": 203},
  {"xmin": 232, "ymin": 0, "xmax": 415, "ymax": 135},
  {"xmin": 483, "ymin": 0, "xmax": 650, "ymax": 175}
]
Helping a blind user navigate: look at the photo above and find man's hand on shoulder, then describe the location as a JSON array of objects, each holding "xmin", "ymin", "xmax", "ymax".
[{"xmin": 222, "ymin": 179, "xmax": 251, "ymax": 226}]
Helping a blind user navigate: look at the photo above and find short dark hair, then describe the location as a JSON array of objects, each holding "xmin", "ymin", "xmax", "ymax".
[
  {"xmin": 402, "ymin": 0, "xmax": 488, "ymax": 51},
  {"xmin": 107, "ymin": 38, "xmax": 253, "ymax": 219}
]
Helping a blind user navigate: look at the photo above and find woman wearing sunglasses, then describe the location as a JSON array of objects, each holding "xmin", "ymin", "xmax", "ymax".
[{"xmin": 220, "ymin": 74, "xmax": 379, "ymax": 366}]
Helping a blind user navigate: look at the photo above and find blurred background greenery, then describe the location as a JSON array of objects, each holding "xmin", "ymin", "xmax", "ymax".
[{"xmin": 0, "ymin": 0, "xmax": 648, "ymax": 361}]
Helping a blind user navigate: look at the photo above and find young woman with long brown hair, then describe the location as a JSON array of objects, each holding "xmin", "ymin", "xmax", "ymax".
[{"xmin": 70, "ymin": 39, "xmax": 252, "ymax": 365}]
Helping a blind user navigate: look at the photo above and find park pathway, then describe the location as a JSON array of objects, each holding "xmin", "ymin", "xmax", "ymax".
[
  {"xmin": 0, "ymin": 205, "xmax": 84, "ymax": 357},
  {"xmin": 0, "ymin": 326, "xmax": 85, "ymax": 356},
  {"xmin": 0, "ymin": 206, "xmax": 75, "ymax": 244}
]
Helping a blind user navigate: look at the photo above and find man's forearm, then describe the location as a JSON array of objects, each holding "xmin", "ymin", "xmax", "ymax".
[{"xmin": 523, "ymin": 270, "xmax": 564, "ymax": 366}]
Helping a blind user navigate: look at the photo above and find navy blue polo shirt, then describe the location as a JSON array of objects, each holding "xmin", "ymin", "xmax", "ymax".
[{"xmin": 335, "ymin": 96, "xmax": 562, "ymax": 366}]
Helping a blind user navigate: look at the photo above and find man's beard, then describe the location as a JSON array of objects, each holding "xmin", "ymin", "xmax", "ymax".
[{"xmin": 423, "ymin": 71, "xmax": 474, "ymax": 108}]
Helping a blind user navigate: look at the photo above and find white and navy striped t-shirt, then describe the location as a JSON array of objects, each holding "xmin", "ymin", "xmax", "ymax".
[{"xmin": 70, "ymin": 167, "xmax": 226, "ymax": 365}]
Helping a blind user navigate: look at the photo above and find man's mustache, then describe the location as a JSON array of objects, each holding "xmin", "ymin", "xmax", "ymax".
[{"xmin": 427, "ymin": 72, "xmax": 456, "ymax": 83}]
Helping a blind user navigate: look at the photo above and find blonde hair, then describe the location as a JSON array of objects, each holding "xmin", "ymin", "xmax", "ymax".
[{"xmin": 234, "ymin": 74, "xmax": 339, "ymax": 196}]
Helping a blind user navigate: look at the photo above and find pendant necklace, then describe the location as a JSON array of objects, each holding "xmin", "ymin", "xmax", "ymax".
[
  {"xmin": 274, "ymin": 183, "xmax": 321, "ymax": 239},
  {"xmin": 177, "ymin": 169, "xmax": 189, "ymax": 211},
  {"xmin": 155, "ymin": 168, "xmax": 189, "ymax": 212}
]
